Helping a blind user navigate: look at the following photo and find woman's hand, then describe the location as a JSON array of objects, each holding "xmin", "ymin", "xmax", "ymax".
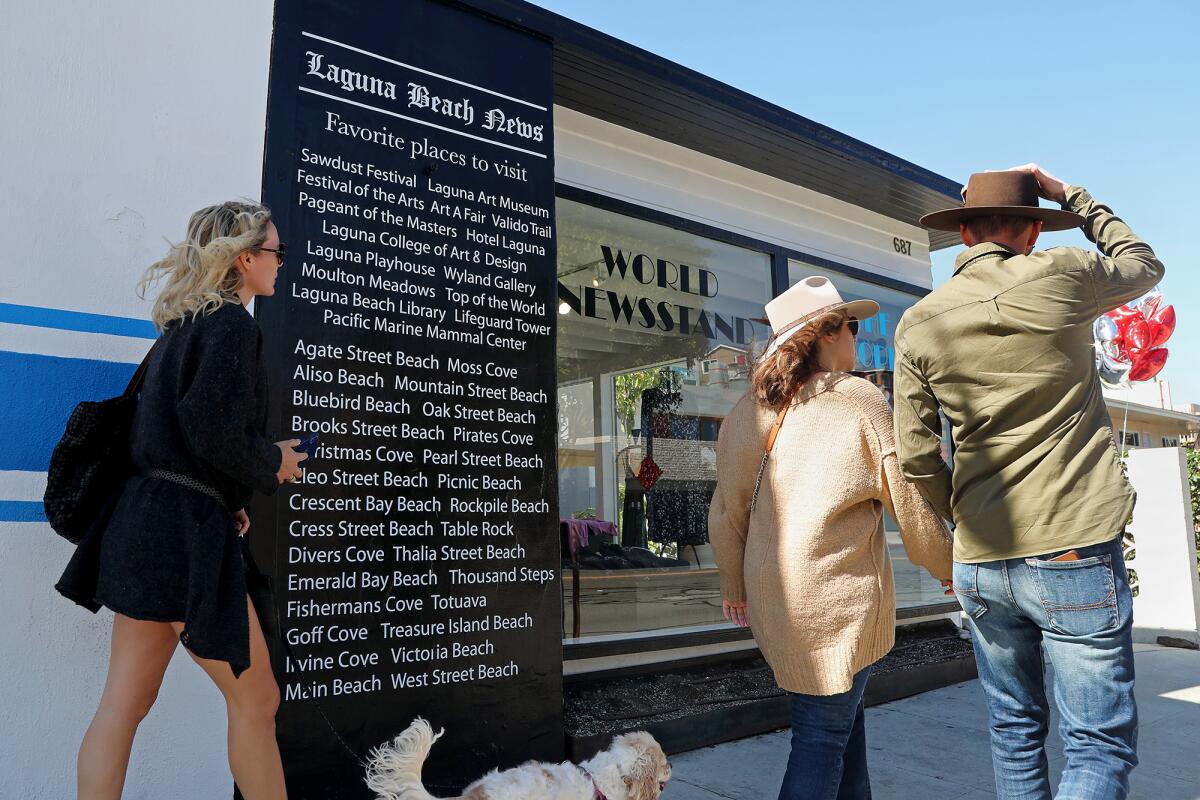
[
  {"xmin": 233, "ymin": 508, "xmax": 251, "ymax": 537},
  {"xmin": 723, "ymin": 600, "xmax": 750, "ymax": 628},
  {"xmin": 941, "ymin": 580, "xmax": 955, "ymax": 597},
  {"xmin": 275, "ymin": 439, "xmax": 309, "ymax": 484}
]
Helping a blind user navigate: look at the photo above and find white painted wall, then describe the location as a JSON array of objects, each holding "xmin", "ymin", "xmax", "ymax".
[
  {"xmin": 0, "ymin": 2, "xmax": 273, "ymax": 797},
  {"xmin": 1105, "ymin": 379, "xmax": 1175, "ymax": 411},
  {"xmin": 1128, "ymin": 448, "xmax": 1200, "ymax": 647}
]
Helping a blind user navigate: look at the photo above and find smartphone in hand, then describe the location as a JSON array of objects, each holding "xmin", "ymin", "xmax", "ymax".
[{"xmin": 297, "ymin": 432, "xmax": 319, "ymax": 459}]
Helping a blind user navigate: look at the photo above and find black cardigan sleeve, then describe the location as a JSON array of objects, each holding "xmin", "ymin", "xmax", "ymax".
[{"xmin": 176, "ymin": 308, "xmax": 282, "ymax": 497}]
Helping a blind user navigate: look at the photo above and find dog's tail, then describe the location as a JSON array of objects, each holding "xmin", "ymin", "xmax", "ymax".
[{"xmin": 365, "ymin": 718, "xmax": 447, "ymax": 800}]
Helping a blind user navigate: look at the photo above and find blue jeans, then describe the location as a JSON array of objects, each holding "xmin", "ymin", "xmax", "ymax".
[
  {"xmin": 954, "ymin": 535, "xmax": 1137, "ymax": 799},
  {"xmin": 778, "ymin": 666, "xmax": 872, "ymax": 800}
]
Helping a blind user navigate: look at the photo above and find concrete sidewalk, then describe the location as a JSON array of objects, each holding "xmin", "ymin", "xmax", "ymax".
[{"xmin": 664, "ymin": 644, "xmax": 1200, "ymax": 799}]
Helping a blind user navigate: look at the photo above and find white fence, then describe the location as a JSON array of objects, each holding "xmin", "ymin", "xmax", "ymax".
[{"xmin": 1128, "ymin": 447, "xmax": 1200, "ymax": 648}]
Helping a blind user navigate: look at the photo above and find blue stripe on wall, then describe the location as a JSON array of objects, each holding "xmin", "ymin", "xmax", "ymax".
[
  {"xmin": 0, "ymin": 302, "xmax": 157, "ymax": 339},
  {"xmin": 0, "ymin": 501, "xmax": 46, "ymax": 522},
  {"xmin": 0, "ymin": 351, "xmax": 139, "ymax": 471}
]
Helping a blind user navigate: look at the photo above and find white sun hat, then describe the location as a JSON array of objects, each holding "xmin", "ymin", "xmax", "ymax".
[{"xmin": 761, "ymin": 275, "xmax": 879, "ymax": 360}]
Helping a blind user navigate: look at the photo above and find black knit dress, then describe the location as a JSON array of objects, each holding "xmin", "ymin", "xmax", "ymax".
[{"xmin": 56, "ymin": 302, "xmax": 282, "ymax": 676}]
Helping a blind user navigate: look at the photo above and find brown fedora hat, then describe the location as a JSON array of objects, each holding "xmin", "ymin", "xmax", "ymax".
[{"xmin": 921, "ymin": 171, "xmax": 1084, "ymax": 232}]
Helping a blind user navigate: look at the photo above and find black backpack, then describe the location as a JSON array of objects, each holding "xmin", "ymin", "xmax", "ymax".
[{"xmin": 43, "ymin": 344, "xmax": 155, "ymax": 543}]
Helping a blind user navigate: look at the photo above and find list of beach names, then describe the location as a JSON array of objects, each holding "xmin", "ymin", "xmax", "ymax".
[{"xmin": 279, "ymin": 33, "xmax": 555, "ymax": 704}]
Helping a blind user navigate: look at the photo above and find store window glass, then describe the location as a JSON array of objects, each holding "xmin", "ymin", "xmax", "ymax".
[
  {"xmin": 787, "ymin": 260, "xmax": 950, "ymax": 609},
  {"xmin": 556, "ymin": 198, "xmax": 772, "ymax": 641}
]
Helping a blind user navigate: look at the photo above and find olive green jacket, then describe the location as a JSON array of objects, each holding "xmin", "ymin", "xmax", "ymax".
[{"xmin": 893, "ymin": 186, "xmax": 1165, "ymax": 563}]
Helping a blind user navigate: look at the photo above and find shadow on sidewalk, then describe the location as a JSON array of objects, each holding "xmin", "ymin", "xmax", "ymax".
[{"xmin": 664, "ymin": 644, "xmax": 1200, "ymax": 800}]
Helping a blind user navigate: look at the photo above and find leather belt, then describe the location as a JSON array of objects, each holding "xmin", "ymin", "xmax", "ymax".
[{"xmin": 144, "ymin": 468, "xmax": 227, "ymax": 509}]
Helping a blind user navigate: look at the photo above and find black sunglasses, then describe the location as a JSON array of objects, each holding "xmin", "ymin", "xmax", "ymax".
[
  {"xmin": 257, "ymin": 243, "xmax": 287, "ymax": 266},
  {"xmin": 848, "ymin": 318, "xmax": 859, "ymax": 336}
]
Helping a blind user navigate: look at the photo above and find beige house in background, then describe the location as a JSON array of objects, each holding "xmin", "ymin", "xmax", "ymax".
[
  {"xmin": 1104, "ymin": 380, "xmax": 1200, "ymax": 449},
  {"xmin": 699, "ymin": 345, "xmax": 751, "ymax": 386}
]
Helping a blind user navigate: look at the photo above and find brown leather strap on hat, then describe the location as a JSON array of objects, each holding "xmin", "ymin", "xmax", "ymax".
[{"xmin": 763, "ymin": 302, "xmax": 843, "ymax": 351}]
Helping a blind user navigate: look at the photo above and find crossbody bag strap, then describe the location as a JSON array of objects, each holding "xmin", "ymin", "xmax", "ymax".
[
  {"xmin": 121, "ymin": 339, "xmax": 159, "ymax": 399},
  {"xmin": 749, "ymin": 400, "xmax": 792, "ymax": 512}
]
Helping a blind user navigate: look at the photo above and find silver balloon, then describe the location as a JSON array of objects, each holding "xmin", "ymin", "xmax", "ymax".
[
  {"xmin": 1093, "ymin": 315, "xmax": 1118, "ymax": 343},
  {"xmin": 1093, "ymin": 315, "xmax": 1131, "ymax": 388},
  {"xmin": 1096, "ymin": 348, "xmax": 1132, "ymax": 389}
]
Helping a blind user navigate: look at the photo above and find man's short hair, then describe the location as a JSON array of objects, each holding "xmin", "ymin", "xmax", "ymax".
[{"xmin": 963, "ymin": 214, "xmax": 1037, "ymax": 241}]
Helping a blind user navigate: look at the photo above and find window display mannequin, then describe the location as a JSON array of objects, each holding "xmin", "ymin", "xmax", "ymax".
[{"xmin": 639, "ymin": 386, "xmax": 714, "ymax": 549}]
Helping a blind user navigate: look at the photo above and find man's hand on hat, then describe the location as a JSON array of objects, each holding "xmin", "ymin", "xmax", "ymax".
[{"xmin": 1001, "ymin": 163, "xmax": 1068, "ymax": 205}]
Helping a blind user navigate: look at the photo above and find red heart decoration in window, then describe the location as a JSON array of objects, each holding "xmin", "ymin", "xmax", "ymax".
[{"xmin": 636, "ymin": 457, "xmax": 663, "ymax": 490}]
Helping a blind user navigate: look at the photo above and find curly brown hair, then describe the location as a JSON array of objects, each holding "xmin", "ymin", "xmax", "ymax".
[{"xmin": 751, "ymin": 309, "xmax": 849, "ymax": 410}]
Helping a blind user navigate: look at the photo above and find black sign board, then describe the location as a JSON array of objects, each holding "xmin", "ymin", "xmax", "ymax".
[{"xmin": 253, "ymin": 1, "xmax": 561, "ymax": 795}]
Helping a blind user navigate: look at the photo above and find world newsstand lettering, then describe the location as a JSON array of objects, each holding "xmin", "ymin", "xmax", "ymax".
[{"xmin": 556, "ymin": 244, "xmax": 765, "ymax": 345}]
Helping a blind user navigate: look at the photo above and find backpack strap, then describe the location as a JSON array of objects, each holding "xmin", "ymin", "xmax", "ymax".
[{"xmin": 121, "ymin": 339, "xmax": 158, "ymax": 399}]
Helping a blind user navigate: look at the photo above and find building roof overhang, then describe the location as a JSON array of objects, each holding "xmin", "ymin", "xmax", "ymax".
[{"xmin": 1106, "ymin": 397, "xmax": 1200, "ymax": 429}]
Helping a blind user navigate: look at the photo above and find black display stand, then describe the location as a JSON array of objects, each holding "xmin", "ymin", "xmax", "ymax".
[{"xmin": 251, "ymin": 2, "xmax": 561, "ymax": 795}]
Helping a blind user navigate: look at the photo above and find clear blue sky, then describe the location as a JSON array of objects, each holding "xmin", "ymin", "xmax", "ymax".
[{"xmin": 532, "ymin": 0, "xmax": 1199, "ymax": 406}]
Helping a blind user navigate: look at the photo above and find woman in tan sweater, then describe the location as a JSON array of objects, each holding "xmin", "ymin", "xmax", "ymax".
[{"xmin": 709, "ymin": 275, "xmax": 953, "ymax": 800}]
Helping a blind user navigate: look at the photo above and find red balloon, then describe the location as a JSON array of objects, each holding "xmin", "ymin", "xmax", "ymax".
[
  {"xmin": 1125, "ymin": 318, "xmax": 1152, "ymax": 355},
  {"xmin": 1102, "ymin": 340, "xmax": 1130, "ymax": 364},
  {"xmin": 1107, "ymin": 305, "xmax": 1140, "ymax": 324},
  {"xmin": 1097, "ymin": 289, "xmax": 1173, "ymax": 385},
  {"xmin": 1150, "ymin": 304, "xmax": 1176, "ymax": 347},
  {"xmin": 1110, "ymin": 314, "xmax": 1131, "ymax": 344},
  {"xmin": 1128, "ymin": 348, "xmax": 1169, "ymax": 382}
]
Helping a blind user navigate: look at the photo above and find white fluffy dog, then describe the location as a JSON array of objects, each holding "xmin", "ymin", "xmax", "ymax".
[{"xmin": 365, "ymin": 718, "xmax": 671, "ymax": 800}]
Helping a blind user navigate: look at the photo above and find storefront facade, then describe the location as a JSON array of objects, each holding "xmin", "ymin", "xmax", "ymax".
[
  {"xmin": 549, "ymin": 102, "xmax": 960, "ymax": 672},
  {"xmin": 1, "ymin": 0, "xmax": 964, "ymax": 796}
]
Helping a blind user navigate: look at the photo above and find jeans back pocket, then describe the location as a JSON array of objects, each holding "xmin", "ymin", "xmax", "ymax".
[
  {"xmin": 1025, "ymin": 555, "xmax": 1119, "ymax": 636},
  {"xmin": 952, "ymin": 562, "xmax": 988, "ymax": 620}
]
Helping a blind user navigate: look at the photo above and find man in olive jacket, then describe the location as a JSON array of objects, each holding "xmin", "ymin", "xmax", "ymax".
[{"xmin": 893, "ymin": 164, "xmax": 1164, "ymax": 799}]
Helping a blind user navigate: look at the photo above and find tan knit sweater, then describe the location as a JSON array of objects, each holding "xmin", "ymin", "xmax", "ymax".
[{"xmin": 709, "ymin": 372, "xmax": 953, "ymax": 696}]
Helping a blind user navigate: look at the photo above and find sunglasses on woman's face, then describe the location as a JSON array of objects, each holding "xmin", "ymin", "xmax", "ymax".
[
  {"xmin": 848, "ymin": 319, "xmax": 859, "ymax": 336},
  {"xmin": 257, "ymin": 244, "xmax": 287, "ymax": 266}
]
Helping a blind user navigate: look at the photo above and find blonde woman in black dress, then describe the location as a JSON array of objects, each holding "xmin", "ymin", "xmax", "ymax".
[{"xmin": 57, "ymin": 202, "xmax": 307, "ymax": 799}]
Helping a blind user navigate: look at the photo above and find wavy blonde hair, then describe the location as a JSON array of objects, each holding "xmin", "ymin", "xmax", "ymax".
[
  {"xmin": 138, "ymin": 201, "xmax": 273, "ymax": 330},
  {"xmin": 751, "ymin": 309, "xmax": 849, "ymax": 410}
]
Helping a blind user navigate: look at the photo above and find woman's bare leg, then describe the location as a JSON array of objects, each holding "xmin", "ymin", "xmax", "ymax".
[
  {"xmin": 175, "ymin": 597, "xmax": 286, "ymax": 799},
  {"xmin": 78, "ymin": 613, "xmax": 179, "ymax": 799}
]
